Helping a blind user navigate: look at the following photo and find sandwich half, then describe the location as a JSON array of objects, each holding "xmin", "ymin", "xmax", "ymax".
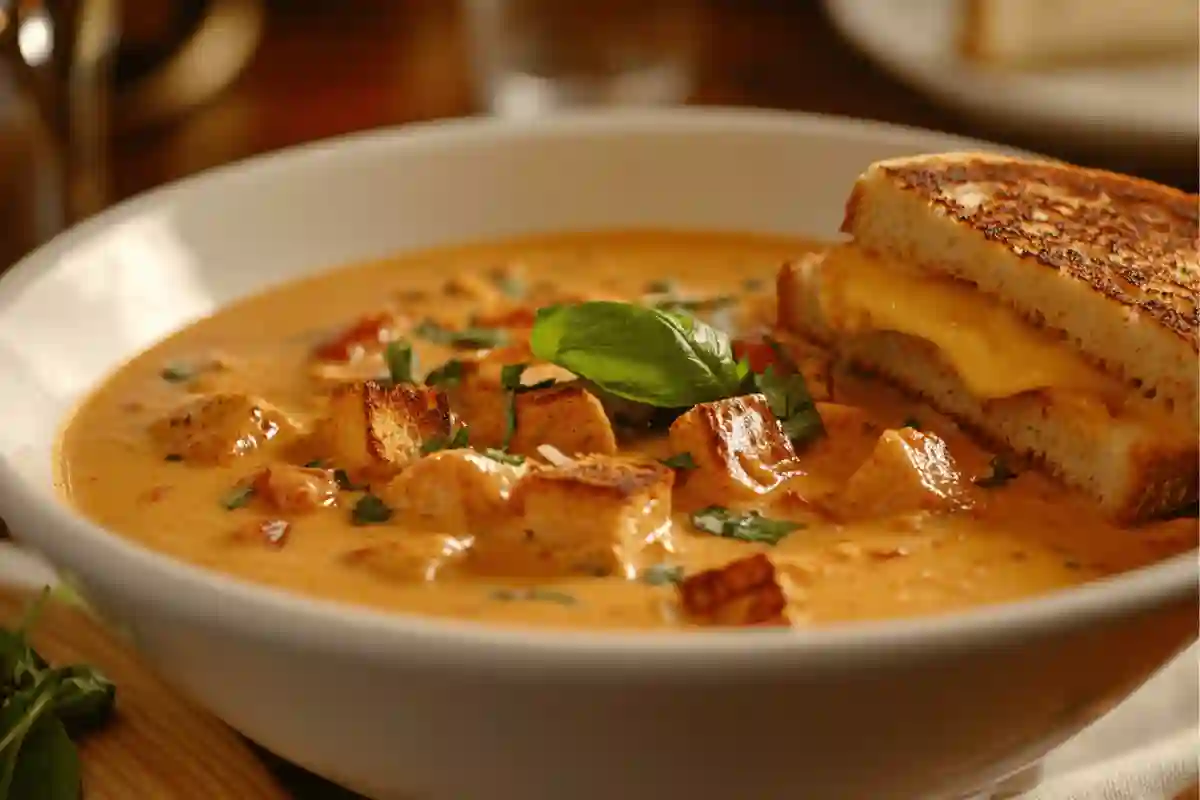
[{"xmin": 778, "ymin": 152, "xmax": 1199, "ymax": 522}]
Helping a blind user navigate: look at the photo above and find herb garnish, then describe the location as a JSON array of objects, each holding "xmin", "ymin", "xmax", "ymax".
[
  {"xmin": 489, "ymin": 587, "xmax": 577, "ymax": 605},
  {"xmin": 902, "ymin": 416, "xmax": 922, "ymax": 431},
  {"xmin": 490, "ymin": 271, "xmax": 525, "ymax": 299},
  {"xmin": 159, "ymin": 362, "xmax": 193, "ymax": 383},
  {"xmin": 163, "ymin": 454, "xmax": 183, "ymax": 463},
  {"xmin": 304, "ymin": 459, "xmax": 328, "ymax": 469},
  {"xmin": 351, "ymin": 494, "xmax": 392, "ymax": 525},
  {"xmin": 333, "ymin": 469, "xmax": 365, "ymax": 491},
  {"xmin": 423, "ymin": 359, "xmax": 464, "ymax": 389},
  {"xmin": 0, "ymin": 589, "xmax": 115, "ymax": 800},
  {"xmin": 660, "ymin": 452, "xmax": 697, "ymax": 470},
  {"xmin": 221, "ymin": 484, "xmax": 255, "ymax": 510},
  {"xmin": 755, "ymin": 365, "xmax": 825, "ymax": 448},
  {"xmin": 644, "ymin": 279, "xmax": 675, "ymax": 295},
  {"xmin": 384, "ymin": 340, "xmax": 415, "ymax": 384},
  {"xmin": 421, "ymin": 426, "xmax": 471, "ymax": 455},
  {"xmin": 499, "ymin": 363, "xmax": 556, "ymax": 449},
  {"xmin": 690, "ymin": 507, "xmax": 802, "ymax": 545},
  {"xmin": 414, "ymin": 320, "xmax": 507, "ymax": 350},
  {"xmin": 482, "ymin": 449, "xmax": 525, "ymax": 466},
  {"xmin": 530, "ymin": 302, "xmax": 750, "ymax": 407},
  {"xmin": 974, "ymin": 456, "xmax": 1018, "ymax": 488},
  {"xmin": 639, "ymin": 564, "xmax": 685, "ymax": 586}
]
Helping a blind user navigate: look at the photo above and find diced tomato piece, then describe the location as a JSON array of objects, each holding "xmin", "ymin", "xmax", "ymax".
[
  {"xmin": 472, "ymin": 306, "xmax": 537, "ymax": 329},
  {"xmin": 733, "ymin": 337, "xmax": 788, "ymax": 374},
  {"xmin": 313, "ymin": 313, "xmax": 398, "ymax": 362}
]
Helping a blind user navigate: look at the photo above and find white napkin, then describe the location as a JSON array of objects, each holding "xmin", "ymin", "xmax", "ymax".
[{"xmin": 1014, "ymin": 646, "xmax": 1199, "ymax": 800}]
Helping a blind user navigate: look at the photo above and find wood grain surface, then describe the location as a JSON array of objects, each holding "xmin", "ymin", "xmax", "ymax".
[{"xmin": 0, "ymin": 587, "xmax": 288, "ymax": 800}]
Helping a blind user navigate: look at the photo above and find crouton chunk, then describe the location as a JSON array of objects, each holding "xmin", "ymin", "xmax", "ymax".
[
  {"xmin": 472, "ymin": 456, "xmax": 675, "ymax": 578},
  {"xmin": 451, "ymin": 373, "xmax": 616, "ymax": 457},
  {"xmin": 835, "ymin": 428, "xmax": 975, "ymax": 519},
  {"xmin": 252, "ymin": 464, "xmax": 339, "ymax": 514},
  {"xmin": 315, "ymin": 381, "xmax": 451, "ymax": 477},
  {"xmin": 677, "ymin": 554, "xmax": 791, "ymax": 627},
  {"xmin": 150, "ymin": 393, "xmax": 296, "ymax": 465},
  {"xmin": 381, "ymin": 449, "xmax": 528, "ymax": 534},
  {"xmin": 669, "ymin": 394, "xmax": 801, "ymax": 506}
]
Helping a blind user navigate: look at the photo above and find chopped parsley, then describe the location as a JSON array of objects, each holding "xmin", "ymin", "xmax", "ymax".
[
  {"xmin": 159, "ymin": 362, "xmax": 194, "ymax": 383},
  {"xmin": 333, "ymin": 468, "xmax": 365, "ymax": 491},
  {"xmin": 490, "ymin": 271, "xmax": 526, "ymax": 299},
  {"xmin": 424, "ymin": 359, "xmax": 464, "ymax": 389},
  {"xmin": 639, "ymin": 564, "xmax": 685, "ymax": 586},
  {"xmin": 659, "ymin": 452, "xmax": 697, "ymax": 470},
  {"xmin": 489, "ymin": 587, "xmax": 577, "ymax": 605},
  {"xmin": 351, "ymin": 494, "xmax": 392, "ymax": 525},
  {"xmin": 163, "ymin": 454, "xmax": 183, "ymax": 463},
  {"xmin": 384, "ymin": 340, "xmax": 415, "ymax": 384},
  {"xmin": 690, "ymin": 506, "xmax": 802, "ymax": 545},
  {"xmin": 421, "ymin": 426, "xmax": 471, "ymax": 454},
  {"xmin": 221, "ymin": 484, "xmax": 255, "ymax": 510},
  {"xmin": 499, "ymin": 363, "xmax": 556, "ymax": 449},
  {"xmin": 902, "ymin": 416, "xmax": 922, "ymax": 431},
  {"xmin": 481, "ymin": 448, "xmax": 525, "ymax": 466},
  {"xmin": 974, "ymin": 456, "xmax": 1018, "ymax": 488},
  {"xmin": 414, "ymin": 320, "xmax": 507, "ymax": 350},
  {"xmin": 304, "ymin": 459, "xmax": 328, "ymax": 469}
]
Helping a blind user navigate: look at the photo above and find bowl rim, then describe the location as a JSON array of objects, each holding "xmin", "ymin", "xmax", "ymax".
[{"xmin": 1, "ymin": 106, "xmax": 1195, "ymax": 670}]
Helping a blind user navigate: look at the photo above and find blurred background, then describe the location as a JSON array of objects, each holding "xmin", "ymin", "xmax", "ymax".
[{"xmin": 2, "ymin": 0, "xmax": 1197, "ymax": 272}]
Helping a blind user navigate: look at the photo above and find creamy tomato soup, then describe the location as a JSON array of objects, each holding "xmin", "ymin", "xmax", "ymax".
[{"xmin": 56, "ymin": 232, "xmax": 1197, "ymax": 630}]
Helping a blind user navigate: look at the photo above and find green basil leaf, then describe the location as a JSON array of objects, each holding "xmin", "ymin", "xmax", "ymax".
[
  {"xmin": 755, "ymin": 366, "xmax": 825, "ymax": 447},
  {"xmin": 690, "ymin": 506, "xmax": 802, "ymax": 545},
  {"xmin": 50, "ymin": 665, "xmax": 115, "ymax": 737},
  {"xmin": 659, "ymin": 452, "xmax": 697, "ymax": 470},
  {"xmin": 421, "ymin": 426, "xmax": 471, "ymax": 455},
  {"xmin": 424, "ymin": 359, "xmax": 464, "ymax": 389},
  {"xmin": 414, "ymin": 320, "xmax": 507, "ymax": 350},
  {"xmin": 351, "ymin": 494, "xmax": 392, "ymax": 525},
  {"xmin": 383, "ymin": 340, "xmax": 415, "ymax": 384},
  {"xmin": 221, "ymin": 484, "xmax": 255, "ymax": 510},
  {"xmin": 482, "ymin": 448, "xmax": 525, "ymax": 466},
  {"xmin": 0, "ymin": 679, "xmax": 60, "ymax": 797},
  {"xmin": 7, "ymin": 714, "xmax": 78, "ymax": 800},
  {"xmin": 530, "ymin": 302, "xmax": 746, "ymax": 407}
]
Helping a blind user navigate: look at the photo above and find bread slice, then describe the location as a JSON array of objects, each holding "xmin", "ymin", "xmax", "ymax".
[
  {"xmin": 842, "ymin": 152, "xmax": 1199, "ymax": 435},
  {"xmin": 960, "ymin": 0, "xmax": 1200, "ymax": 67},
  {"xmin": 778, "ymin": 253, "xmax": 1198, "ymax": 522}
]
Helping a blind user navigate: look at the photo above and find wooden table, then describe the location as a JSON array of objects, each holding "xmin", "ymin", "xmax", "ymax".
[
  {"xmin": 48, "ymin": 1, "xmax": 1200, "ymax": 796},
  {"xmin": 111, "ymin": 0, "xmax": 1198, "ymax": 203}
]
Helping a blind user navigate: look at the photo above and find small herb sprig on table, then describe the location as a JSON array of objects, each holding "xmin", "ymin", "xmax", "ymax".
[{"xmin": 0, "ymin": 588, "xmax": 116, "ymax": 800}]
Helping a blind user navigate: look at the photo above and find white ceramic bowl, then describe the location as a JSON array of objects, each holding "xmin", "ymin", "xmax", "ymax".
[{"xmin": 0, "ymin": 109, "xmax": 1194, "ymax": 800}]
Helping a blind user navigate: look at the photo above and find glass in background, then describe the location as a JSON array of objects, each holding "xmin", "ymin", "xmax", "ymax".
[{"xmin": 463, "ymin": 0, "xmax": 700, "ymax": 117}]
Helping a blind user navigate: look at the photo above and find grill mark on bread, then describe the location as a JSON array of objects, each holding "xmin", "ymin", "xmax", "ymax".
[{"xmin": 868, "ymin": 157, "xmax": 1199, "ymax": 348}]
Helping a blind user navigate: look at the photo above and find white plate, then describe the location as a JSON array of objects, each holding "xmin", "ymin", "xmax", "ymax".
[
  {"xmin": 823, "ymin": 0, "xmax": 1200, "ymax": 165},
  {"xmin": 0, "ymin": 109, "xmax": 1193, "ymax": 800}
]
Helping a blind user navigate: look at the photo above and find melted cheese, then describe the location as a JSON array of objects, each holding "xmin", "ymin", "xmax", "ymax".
[{"xmin": 817, "ymin": 246, "xmax": 1119, "ymax": 400}]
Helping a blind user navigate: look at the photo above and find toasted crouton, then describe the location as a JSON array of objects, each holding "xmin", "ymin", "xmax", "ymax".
[
  {"xmin": 835, "ymin": 428, "xmax": 975, "ymax": 520},
  {"xmin": 381, "ymin": 449, "xmax": 528, "ymax": 534},
  {"xmin": 315, "ymin": 381, "xmax": 451, "ymax": 476},
  {"xmin": 473, "ymin": 456, "xmax": 675, "ymax": 578},
  {"xmin": 451, "ymin": 373, "xmax": 616, "ymax": 457},
  {"xmin": 669, "ymin": 394, "xmax": 801, "ymax": 506},
  {"xmin": 677, "ymin": 554, "xmax": 791, "ymax": 627},
  {"xmin": 150, "ymin": 393, "xmax": 297, "ymax": 465}
]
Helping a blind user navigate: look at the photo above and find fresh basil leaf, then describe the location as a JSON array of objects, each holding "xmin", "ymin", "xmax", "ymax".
[
  {"xmin": 639, "ymin": 564, "xmax": 685, "ymax": 586},
  {"xmin": 7, "ymin": 714, "xmax": 78, "ymax": 800},
  {"xmin": 974, "ymin": 456, "xmax": 1017, "ymax": 489},
  {"xmin": 384, "ymin": 340, "xmax": 415, "ymax": 384},
  {"xmin": 414, "ymin": 320, "xmax": 507, "ymax": 350},
  {"xmin": 221, "ymin": 484, "xmax": 255, "ymax": 510},
  {"xmin": 482, "ymin": 448, "xmax": 525, "ymax": 466},
  {"xmin": 0, "ymin": 679, "xmax": 60, "ymax": 797},
  {"xmin": 530, "ymin": 302, "xmax": 747, "ymax": 407},
  {"xmin": 421, "ymin": 426, "xmax": 471, "ymax": 455},
  {"xmin": 659, "ymin": 452, "xmax": 697, "ymax": 470},
  {"xmin": 755, "ymin": 366, "xmax": 825, "ymax": 447},
  {"xmin": 50, "ymin": 665, "xmax": 115, "ymax": 736},
  {"xmin": 351, "ymin": 494, "xmax": 392, "ymax": 525},
  {"xmin": 424, "ymin": 359, "xmax": 464, "ymax": 389},
  {"xmin": 690, "ymin": 506, "xmax": 802, "ymax": 545}
]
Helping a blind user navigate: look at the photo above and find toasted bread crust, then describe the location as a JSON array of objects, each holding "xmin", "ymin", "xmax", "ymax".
[{"xmin": 844, "ymin": 153, "xmax": 1199, "ymax": 349}]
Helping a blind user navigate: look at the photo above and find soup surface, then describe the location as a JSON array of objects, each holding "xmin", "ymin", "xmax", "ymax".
[{"xmin": 57, "ymin": 231, "xmax": 1196, "ymax": 630}]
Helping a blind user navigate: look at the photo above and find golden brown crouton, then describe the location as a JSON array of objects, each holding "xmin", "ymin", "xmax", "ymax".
[
  {"xmin": 381, "ymin": 449, "xmax": 528, "ymax": 534},
  {"xmin": 677, "ymin": 554, "xmax": 791, "ymax": 627},
  {"xmin": 252, "ymin": 464, "xmax": 339, "ymax": 514},
  {"xmin": 451, "ymin": 373, "xmax": 616, "ymax": 458},
  {"xmin": 669, "ymin": 394, "xmax": 801, "ymax": 506},
  {"xmin": 472, "ymin": 456, "xmax": 675, "ymax": 578},
  {"xmin": 150, "ymin": 393, "xmax": 296, "ymax": 465},
  {"xmin": 314, "ymin": 381, "xmax": 451, "ymax": 477},
  {"xmin": 835, "ymin": 428, "xmax": 975, "ymax": 520}
]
